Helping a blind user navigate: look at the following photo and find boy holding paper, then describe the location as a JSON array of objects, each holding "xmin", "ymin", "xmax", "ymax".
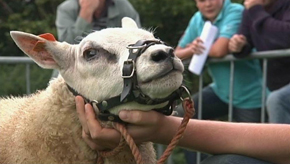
[{"xmin": 174, "ymin": 0, "xmax": 265, "ymax": 163}]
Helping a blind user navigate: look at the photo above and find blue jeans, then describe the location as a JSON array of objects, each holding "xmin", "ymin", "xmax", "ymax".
[
  {"xmin": 176, "ymin": 86, "xmax": 262, "ymax": 164},
  {"xmin": 201, "ymin": 154, "xmax": 273, "ymax": 164},
  {"xmin": 266, "ymin": 83, "xmax": 290, "ymax": 124},
  {"xmin": 176, "ymin": 86, "xmax": 261, "ymax": 121}
]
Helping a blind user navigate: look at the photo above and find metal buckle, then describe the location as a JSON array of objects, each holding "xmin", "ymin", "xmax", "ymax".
[
  {"xmin": 126, "ymin": 39, "xmax": 163, "ymax": 50},
  {"xmin": 122, "ymin": 59, "xmax": 135, "ymax": 78}
]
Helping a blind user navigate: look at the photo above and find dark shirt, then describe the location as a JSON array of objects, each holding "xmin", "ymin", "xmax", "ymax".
[
  {"xmin": 92, "ymin": 0, "xmax": 112, "ymax": 31},
  {"xmin": 233, "ymin": 0, "xmax": 290, "ymax": 91}
]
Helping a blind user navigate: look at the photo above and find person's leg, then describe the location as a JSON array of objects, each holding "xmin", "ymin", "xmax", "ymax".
[
  {"xmin": 192, "ymin": 86, "xmax": 229, "ymax": 119},
  {"xmin": 183, "ymin": 151, "xmax": 209, "ymax": 164},
  {"xmin": 233, "ymin": 107, "xmax": 261, "ymax": 123},
  {"xmin": 266, "ymin": 83, "xmax": 290, "ymax": 124},
  {"xmin": 201, "ymin": 154, "xmax": 273, "ymax": 164},
  {"xmin": 181, "ymin": 86, "xmax": 229, "ymax": 164},
  {"xmin": 175, "ymin": 86, "xmax": 229, "ymax": 118}
]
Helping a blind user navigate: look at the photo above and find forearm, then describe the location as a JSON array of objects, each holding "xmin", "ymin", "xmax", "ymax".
[
  {"xmin": 174, "ymin": 47, "xmax": 193, "ymax": 60},
  {"xmin": 76, "ymin": 102, "xmax": 290, "ymax": 164},
  {"xmin": 157, "ymin": 117, "xmax": 242, "ymax": 153},
  {"xmin": 79, "ymin": 8, "xmax": 94, "ymax": 23},
  {"xmin": 208, "ymin": 37, "xmax": 230, "ymax": 58},
  {"xmin": 157, "ymin": 116, "xmax": 290, "ymax": 164},
  {"xmin": 57, "ymin": 16, "xmax": 92, "ymax": 43},
  {"xmin": 56, "ymin": 5, "xmax": 93, "ymax": 44}
]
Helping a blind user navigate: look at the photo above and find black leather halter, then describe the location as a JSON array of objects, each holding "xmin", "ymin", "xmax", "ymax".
[{"xmin": 67, "ymin": 40, "xmax": 189, "ymax": 123}]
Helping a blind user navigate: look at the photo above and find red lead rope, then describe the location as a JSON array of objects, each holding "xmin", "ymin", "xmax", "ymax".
[
  {"xmin": 97, "ymin": 98, "xmax": 195, "ymax": 164},
  {"xmin": 157, "ymin": 98, "xmax": 195, "ymax": 164}
]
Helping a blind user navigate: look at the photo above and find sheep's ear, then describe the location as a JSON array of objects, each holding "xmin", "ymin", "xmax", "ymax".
[
  {"xmin": 10, "ymin": 31, "xmax": 59, "ymax": 69},
  {"xmin": 121, "ymin": 17, "xmax": 138, "ymax": 29}
]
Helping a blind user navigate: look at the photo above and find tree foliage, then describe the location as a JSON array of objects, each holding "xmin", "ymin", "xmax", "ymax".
[
  {"xmin": 0, "ymin": 0, "xmax": 63, "ymax": 96},
  {"xmin": 0, "ymin": 0, "xmax": 63, "ymax": 56},
  {"xmin": 129, "ymin": 0, "xmax": 196, "ymax": 47}
]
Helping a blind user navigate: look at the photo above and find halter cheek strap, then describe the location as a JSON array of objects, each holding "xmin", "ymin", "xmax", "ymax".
[{"xmin": 121, "ymin": 39, "xmax": 165, "ymax": 102}]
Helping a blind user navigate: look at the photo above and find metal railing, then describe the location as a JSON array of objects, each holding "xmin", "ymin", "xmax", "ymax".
[
  {"xmin": 197, "ymin": 49, "xmax": 290, "ymax": 122},
  {"xmin": 1, "ymin": 48, "xmax": 290, "ymax": 164},
  {"xmin": 0, "ymin": 56, "xmax": 36, "ymax": 94}
]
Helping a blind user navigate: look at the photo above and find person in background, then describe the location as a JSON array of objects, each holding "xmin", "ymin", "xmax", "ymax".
[
  {"xmin": 51, "ymin": 0, "xmax": 141, "ymax": 78},
  {"xmin": 75, "ymin": 96, "xmax": 290, "ymax": 164},
  {"xmin": 229, "ymin": 0, "xmax": 290, "ymax": 124},
  {"xmin": 55, "ymin": 0, "xmax": 141, "ymax": 44},
  {"xmin": 174, "ymin": 0, "xmax": 264, "ymax": 163}
]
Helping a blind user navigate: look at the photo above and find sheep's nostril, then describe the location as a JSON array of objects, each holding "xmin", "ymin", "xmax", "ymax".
[
  {"xmin": 168, "ymin": 48, "xmax": 175, "ymax": 58},
  {"xmin": 151, "ymin": 50, "xmax": 169, "ymax": 62}
]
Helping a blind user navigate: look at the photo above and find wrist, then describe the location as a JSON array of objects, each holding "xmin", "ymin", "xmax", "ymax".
[
  {"xmin": 79, "ymin": 8, "xmax": 94, "ymax": 23},
  {"xmin": 154, "ymin": 116, "xmax": 181, "ymax": 145},
  {"xmin": 182, "ymin": 47, "xmax": 194, "ymax": 59}
]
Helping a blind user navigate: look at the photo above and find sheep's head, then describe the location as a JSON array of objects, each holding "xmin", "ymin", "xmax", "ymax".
[{"xmin": 10, "ymin": 17, "xmax": 184, "ymax": 114}]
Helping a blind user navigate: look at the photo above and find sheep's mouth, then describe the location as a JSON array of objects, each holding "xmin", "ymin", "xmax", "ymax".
[
  {"xmin": 141, "ymin": 59, "xmax": 184, "ymax": 84},
  {"xmin": 141, "ymin": 68, "xmax": 181, "ymax": 84}
]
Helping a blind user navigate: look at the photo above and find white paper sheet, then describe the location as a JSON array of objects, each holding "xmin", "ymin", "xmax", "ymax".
[{"xmin": 188, "ymin": 21, "xmax": 218, "ymax": 75}]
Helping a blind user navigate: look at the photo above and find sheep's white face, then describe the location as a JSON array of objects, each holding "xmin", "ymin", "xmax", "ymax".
[{"xmin": 10, "ymin": 18, "xmax": 184, "ymax": 112}]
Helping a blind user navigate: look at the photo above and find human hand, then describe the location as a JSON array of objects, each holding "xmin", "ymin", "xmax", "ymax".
[
  {"xmin": 186, "ymin": 37, "xmax": 205, "ymax": 55},
  {"xmin": 79, "ymin": 0, "xmax": 101, "ymax": 14},
  {"xmin": 75, "ymin": 96, "xmax": 167, "ymax": 151},
  {"xmin": 118, "ymin": 109, "xmax": 167, "ymax": 144},
  {"xmin": 76, "ymin": 96, "xmax": 120, "ymax": 150},
  {"xmin": 79, "ymin": 0, "xmax": 102, "ymax": 21},
  {"xmin": 244, "ymin": 0, "xmax": 264, "ymax": 9},
  {"xmin": 228, "ymin": 34, "xmax": 247, "ymax": 53}
]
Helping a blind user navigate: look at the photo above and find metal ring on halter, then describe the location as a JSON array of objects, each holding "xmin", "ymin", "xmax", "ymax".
[
  {"xmin": 91, "ymin": 100, "xmax": 99, "ymax": 105},
  {"xmin": 126, "ymin": 44, "xmax": 147, "ymax": 50},
  {"xmin": 91, "ymin": 100, "xmax": 99, "ymax": 113},
  {"xmin": 179, "ymin": 85, "xmax": 191, "ymax": 101}
]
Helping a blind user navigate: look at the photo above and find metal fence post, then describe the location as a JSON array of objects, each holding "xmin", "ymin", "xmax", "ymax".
[
  {"xmin": 26, "ymin": 64, "xmax": 31, "ymax": 94},
  {"xmin": 261, "ymin": 59, "xmax": 268, "ymax": 123},
  {"xmin": 196, "ymin": 74, "xmax": 203, "ymax": 164},
  {"xmin": 228, "ymin": 61, "xmax": 235, "ymax": 122}
]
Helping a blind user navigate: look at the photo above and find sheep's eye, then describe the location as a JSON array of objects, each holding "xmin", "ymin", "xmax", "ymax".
[{"xmin": 84, "ymin": 48, "xmax": 98, "ymax": 61}]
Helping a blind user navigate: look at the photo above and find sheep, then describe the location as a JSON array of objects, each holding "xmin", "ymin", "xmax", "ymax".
[{"xmin": 0, "ymin": 17, "xmax": 184, "ymax": 164}]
